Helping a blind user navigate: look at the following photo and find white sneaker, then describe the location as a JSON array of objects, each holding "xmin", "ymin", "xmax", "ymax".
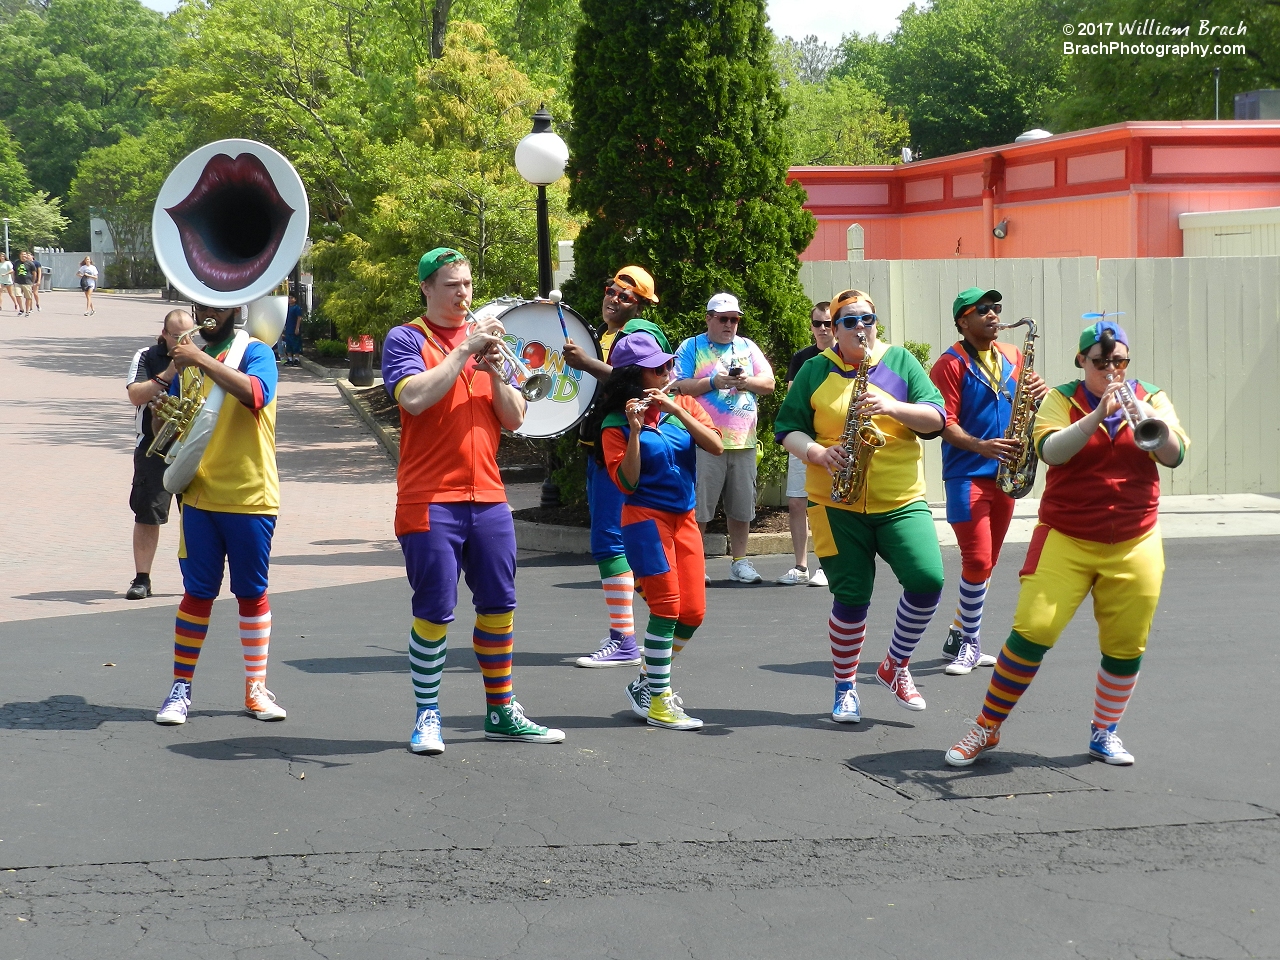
[
  {"xmin": 808, "ymin": 568, "xmax": 828, "ymax": 587},
  {"xmin": 156, "ymin": 680, "xmax": 191, "ymax": 724},
  {"xmin": 775, "ymin": 566, "xmax": 810, "ymax": 585},
  {"xmin": 729, "ymin": 558, "xmax": 762, "ymax": 583}
]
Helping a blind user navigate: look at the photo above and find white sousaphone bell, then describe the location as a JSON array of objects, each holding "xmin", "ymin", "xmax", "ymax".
[{"xmin": 149, "ymin": 139, "xmax": 310, "ymax": 494}]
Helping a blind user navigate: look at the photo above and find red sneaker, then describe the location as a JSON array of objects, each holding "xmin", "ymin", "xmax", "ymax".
[
  {"xmin": 946, "ymin": 718, "xmax": 1001, "ymax": 767},
  {"xmin": 876, "ymin": 655, "xmax": 926, "ymax": 711}
]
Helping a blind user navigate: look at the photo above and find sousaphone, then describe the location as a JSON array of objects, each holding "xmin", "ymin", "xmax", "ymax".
[{"xmin": 150, "ymin": 139, "xmax": 309, "ymax": 493}]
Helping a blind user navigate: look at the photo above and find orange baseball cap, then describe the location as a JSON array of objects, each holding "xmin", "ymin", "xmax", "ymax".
[{"xmin": 612, "ymin": 266, "xmax": 658, "ymax": 304}]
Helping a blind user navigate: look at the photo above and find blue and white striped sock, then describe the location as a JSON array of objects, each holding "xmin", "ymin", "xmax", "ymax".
[
  {"xmin": 956, "ymin": 577, "xmax": 989, "ymax": 643},
  {"xmin": 888, "ymin": 590, "xmax": 942, "ymax": 662}
]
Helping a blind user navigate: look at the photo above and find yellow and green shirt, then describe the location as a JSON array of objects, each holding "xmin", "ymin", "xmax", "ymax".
[{"xmin": 774, "ymin": 341, "xmax": 945, "ymax": 515}]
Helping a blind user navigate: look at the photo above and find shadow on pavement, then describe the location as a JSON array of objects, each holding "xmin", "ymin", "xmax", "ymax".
[
  {"xmin": 14, "ymin": 589, "xmax": 126, "ymax": 604},
  {"xmin": 282, "ymin": 650, "xmax": 574, "ymax": 674},
  {"xmin": 516, "ymin": 552, "xmax": 593, "ymax": 568},
  {"xmin": 846, "ymin": 748, "xmax": 1099, "ymax": 801},
  {"xmin": 271, "ymin": 551, "xmax": 404, "ymax": 567},
  {"xmin": 757, "ymin": 658, "xmax": 957, "ymax": 679},
  {"xmin": 167, "ymin": 735, "xmax": 401, "ymax": 767},
  {"xmin": 10, "ymin": 336, "xmax": 144, "ymax": 380},
  {"xmin": 2, "ymin": 695, "xmax": 153, "ymax": 729}
]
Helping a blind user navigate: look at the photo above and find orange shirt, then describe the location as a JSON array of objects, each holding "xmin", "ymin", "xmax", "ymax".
[{"xmin": 384, "ymin": 319, "xmax": 506, "ymax": 535}]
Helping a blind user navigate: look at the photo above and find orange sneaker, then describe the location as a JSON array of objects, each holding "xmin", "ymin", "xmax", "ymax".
[
  {"xmin": 245, "ymin": 679, "xmax": 287, "ymax": 721},
  {"xmin": 945, "ymin": 718, "xmax": 1001, "ymax": 767}
]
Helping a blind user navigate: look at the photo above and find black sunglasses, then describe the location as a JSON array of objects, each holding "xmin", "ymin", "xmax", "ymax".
[
  {"xmin": 811, "ymin": 319, "xmax": 833, "ymax": 329},
  {"xmin": 838, "ymin": 313, "xmax": 877, "ymax": 329},
  {"xmin": 1089, "ymin": 356, "xmax": 1130, "ymax": 370},
  {"xmin": 971, "ymin": 303, "xmax": 1003, "ymax": 316},
  {"xmin": 604, "ymin": 284, "xmax": 639, "ymax": 305}
]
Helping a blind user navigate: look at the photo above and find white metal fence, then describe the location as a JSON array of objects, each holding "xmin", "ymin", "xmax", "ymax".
[{"xmin": 799, "ymin": 256, "xmax": 1280, "ymax": 497}]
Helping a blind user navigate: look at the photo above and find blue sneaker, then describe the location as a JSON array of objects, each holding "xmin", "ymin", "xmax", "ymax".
[
  {"xmin": 1088, "ymin": 724, "xmax": 1134, "ymax": 765},
  {"xmin": 831, "ymin": 681, "xmax": 861, "ymax": 723},
  {"xmin": 410, "ymin": 707, "xmax": 445, "ymax": 755}
]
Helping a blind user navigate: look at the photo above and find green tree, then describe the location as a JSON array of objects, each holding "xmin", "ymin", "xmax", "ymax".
[
  {"xmin": 0, "ymin": 0, "xmax": 173, "ymax": 198},
  {"xmin": 781, "ymin": 73, "xmax": 910, "ymax": 166},
  {"xmin": 309, "ymin": 21, "xmax": 572, "ymax": 340},
  {"xmin": 1051, "ymin": 0, "xmax": 1279, "ymax": 129},
  {"xmin": 875, "ymin": 0, "xmax": 1067, "ymax": 158},
  {"xmin": 8, "ymin": 190, "xmax": 69, "ymax": 248},
  {"xmin": 0, "ymin": 122, "xmax": 33, "ymax": 211}
]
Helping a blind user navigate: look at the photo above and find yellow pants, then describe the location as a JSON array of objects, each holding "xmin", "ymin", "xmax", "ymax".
[{"xmin": 1011, "ymin": 524, "xmax": 1164, "ymax": 660}]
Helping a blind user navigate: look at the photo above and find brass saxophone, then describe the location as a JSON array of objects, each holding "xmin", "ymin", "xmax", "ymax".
[
  {"xmin": 831, "ymin": 332, "xmax": 887, "ymax": 504},
  {"xmin": 994, "ymin": 317, "xmax": 1040, "ymax": 499}
]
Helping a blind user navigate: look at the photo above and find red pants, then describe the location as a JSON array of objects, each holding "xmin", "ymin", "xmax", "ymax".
[
  {"xmin": 947, "ymin": 477, "xmax": 1015, "ymax": 582},
  {"xmin": 620, "ymin": 505, "xmax": 706, "ymax": 628}
]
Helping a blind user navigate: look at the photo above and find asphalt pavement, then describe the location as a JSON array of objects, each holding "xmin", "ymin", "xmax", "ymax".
[{"xmin": 1, "ymin": 294, "xmax": 1277, "ymax": 959}]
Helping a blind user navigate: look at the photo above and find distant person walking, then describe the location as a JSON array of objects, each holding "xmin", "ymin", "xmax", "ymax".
[
  {"xmin": 14, "ymin": 252, "xmax": 36, "ymax": 315},
  {"xmin": 29, "ymin": 252, "xmax": 43, "ymax": 311},
  {"xmin": 78, "ymin": 256, "xmax": 99, "ymax": 316},
  {"xmin": 0, "ymin": 254, "xmax": 17, "ymax": 312}
]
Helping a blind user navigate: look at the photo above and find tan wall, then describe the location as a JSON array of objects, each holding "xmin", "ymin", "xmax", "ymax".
[{"xmin": 798, "ymin": 256, "xmax": 1280, "ymax": 497}]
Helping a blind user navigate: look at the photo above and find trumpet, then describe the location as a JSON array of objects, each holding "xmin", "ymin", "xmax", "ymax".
[
  {"xmin": 464, "ymin": 305, "xmax": 553, "ymax": 402},
  {"xmin": 1108, "ymin": 370, "xmax": 1169, "ymax": 452},
  {"xmin": 145, "ymin": 317, "xmax": 218, "ymax": 461}
]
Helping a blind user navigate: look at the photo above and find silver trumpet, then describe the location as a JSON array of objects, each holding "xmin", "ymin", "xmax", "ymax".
[
  {"xmin": 1109, "ymin": 371, "xmax": 1168, "ymax": 451},
  {"xmin": 464, "ymin": 305, "xmax": 553, "ymax": 402}
]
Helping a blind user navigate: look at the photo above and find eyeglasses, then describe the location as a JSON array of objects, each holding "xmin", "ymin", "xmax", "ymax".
[
  {"xmin": 811, "ymin": 320, "xmax": 833, "ymax": 329},
  {"xmin": 603, "ymin": 284, "xmax": 639, "ymax": 305},
  {"xmin": 838, "ymin": 314, "xmax": 877, "ymax": 329},
  {"xmin": 710, "ymin": 313, "xmax": 740, "ymax": 324},
  {"xmin": 972, "ymin": 303, "xmax": 1003, "ymax": 316},
  {"xmin": 1089, "ymin": 356, "xmax": 1130, "ymax": 370}
]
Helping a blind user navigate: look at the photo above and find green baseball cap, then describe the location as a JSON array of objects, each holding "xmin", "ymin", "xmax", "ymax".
[
  {"xmin": 952, "ymin": 286, "xmax": 1002, "ymax": 319},
  {"xmin": 418, "ymin": 247, "xmax": 467, "ymax": 282},
  {"xmin": 621, "ymin": 318, "xmax": 672, "ymax": 354}
]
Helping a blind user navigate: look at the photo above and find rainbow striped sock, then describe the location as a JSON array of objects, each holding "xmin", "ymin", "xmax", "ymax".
[
  {"xmin": 644, "ymin": 615, "xmax": 677, "ymax": 696},
  {"xmin": 597, "ymin": 556, "xmax": 635, "ymax": 639},
  {"xmin": 830, "ymin": 600, "xmax": 869, "ymax": 684},
  {"xmin": 409, "ymin": 618, "xmax": 447, "ymax": 710},
  {"xmin": 980, "ymin": 631, "xmax": 1051, "ymax": 726},
  {"xmin": 237, "ymin": 594, "xmax": 271, "ymax": 681},
  {"xmin": 955, "ymin": 577, "xmax": 988, "ymax": 643},
  {"xmin": 888, "ymin": 590, "xmax": 941, "ymax": 662},
  {"xmin": 173, "ymin": 594, "xmax": 213, "ymax": 682},
  {"xmin": 473, "ymin": 612, "xmax": 514, "ymax": 707},
  {"xmin": 672, "ymin": 621, "xmax": 696, "ymax": 655},
  {"xmin": 1093, "ymin": 655, "xmax": 1142, "ymax": 729}
]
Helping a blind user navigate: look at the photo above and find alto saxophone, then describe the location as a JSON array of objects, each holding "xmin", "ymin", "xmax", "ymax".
[
  {"xmin": 994, "ymin": 317, "xmax": 1040, "ymax": 499},
  {"xmin": 831, "ymin": 332, "xmax": 887, "ymax": 504}
]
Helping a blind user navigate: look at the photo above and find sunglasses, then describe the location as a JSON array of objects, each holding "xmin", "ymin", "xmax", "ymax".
[
  {"xmin": 811, "ymin": 320, "xmax": 834, "ymax": 329},
  {"xmin": 838, "ymin": 313, "xmax": 877, "ymax": 329},
  {"xmin": 1089, "ymin": 356, "xmax": 1130, "ymax": 370},
  {"xmin": 971, "ymin": 303, "xmax": 1003, "ymax": 316},
  {"xmin": 603, "ymin": 284, "xmax": 639, "ymax": 305}
]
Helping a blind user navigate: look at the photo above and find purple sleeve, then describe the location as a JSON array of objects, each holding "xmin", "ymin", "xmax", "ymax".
[{"xmin": 382, "ymin": 325, "xmax": 427, "ymax": 401}]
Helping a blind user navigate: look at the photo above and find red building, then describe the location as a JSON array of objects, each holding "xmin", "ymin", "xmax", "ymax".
[{"xmin": 788, "ymin": 121, "xmax": 1280, "ymax": 261}]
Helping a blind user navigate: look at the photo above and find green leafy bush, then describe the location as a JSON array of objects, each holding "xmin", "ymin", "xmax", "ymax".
[{"xmin": 314, "ymin": 339, "xmax": 349, "ymax": 358}]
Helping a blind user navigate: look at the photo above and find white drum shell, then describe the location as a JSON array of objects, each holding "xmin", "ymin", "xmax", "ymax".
[{"xmin": 476, "ymin": 298, "xmax": 601, "ymax": 439}]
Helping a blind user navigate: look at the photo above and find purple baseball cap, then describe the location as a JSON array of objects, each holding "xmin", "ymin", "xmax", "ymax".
[{"xmin": 608, "ymin": 331, "xmax": 674, "ymax": 369}]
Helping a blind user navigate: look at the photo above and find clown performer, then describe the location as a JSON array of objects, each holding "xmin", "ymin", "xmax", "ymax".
[
  {"xmin": 774, "ymin": 289, "xmax": 947, "ymax": 724},
  {"xmin": 584, "ymin": 332, "xmax": 723, "ymax": 729},
  {"xmin": 561, "ymin": 267, "xmax": 666, "ymax": 669},
  {"xmin": 381, "ymin": 247, "xmax": 566, "ymax": 755},
  {"xmin": 945, "ymin": 317, "xmax": 1188, "ymax": 768}
]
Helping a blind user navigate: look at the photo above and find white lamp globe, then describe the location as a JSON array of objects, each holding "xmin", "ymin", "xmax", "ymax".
[{"xmin": 515, "ymin": 107, "xmax": 569, "ymax": 187}]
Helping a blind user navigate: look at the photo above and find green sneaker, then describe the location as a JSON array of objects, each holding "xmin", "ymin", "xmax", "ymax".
[{"xmin": 484, "ymin": 701, "xmax": 566, "ymax": 743}]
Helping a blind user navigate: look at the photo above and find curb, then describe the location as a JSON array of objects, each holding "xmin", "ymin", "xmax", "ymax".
[{"xmin": 335, "ymin": 377, "xmax": 399, "ymax": 465}]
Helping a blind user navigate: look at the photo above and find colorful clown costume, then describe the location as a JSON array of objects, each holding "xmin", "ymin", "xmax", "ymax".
[
  {"xmin": 774, "ymin": 340, "xmax": 947, "ymax": 721},
  {"xmin": 155, "ymin": 332, "xmax": 286, "ymax": 726},
  {"xmin": 383, "ymin": 313, "xmax": 565, "ymax": 754},
  {"xmin": 600, "ymin": 394, "xmax": 720, "ymax": 730},
  {"xmin": 577, "ymin": 319, "xmax": 674, "ymax": 669},
  {"xmin": 946, "ymin": 374, "xmax": 1188, "ymax": 768},
  {"xmin": 929, "ymin": 337, "xmax": 1027, "ymax": 672}
]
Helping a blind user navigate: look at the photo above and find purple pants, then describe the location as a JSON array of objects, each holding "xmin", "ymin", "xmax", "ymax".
[{"xmin": 398, "ymin": 501, "xmax": 517, "ymax": 623}]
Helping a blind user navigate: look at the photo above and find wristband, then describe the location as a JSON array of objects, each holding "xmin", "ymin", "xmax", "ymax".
[{"xmin": 153, "ymin": 376, "xmax": 171, "ymax": 389}]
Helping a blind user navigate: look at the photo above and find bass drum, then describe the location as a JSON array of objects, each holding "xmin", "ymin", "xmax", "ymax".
[{"xmin": 471, "ymin": 297, "xmax": 602, "ymax": 439}]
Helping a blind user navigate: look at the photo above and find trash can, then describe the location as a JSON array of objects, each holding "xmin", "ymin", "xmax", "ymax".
[{"xmin": 347, "ymin": 335, "xmax": 376, "ymax": 387}]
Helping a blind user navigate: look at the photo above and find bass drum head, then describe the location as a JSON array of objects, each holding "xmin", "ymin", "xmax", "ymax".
[{"xmin": 480, "ymin": 299, "xmax": 602, "ymax": 439}]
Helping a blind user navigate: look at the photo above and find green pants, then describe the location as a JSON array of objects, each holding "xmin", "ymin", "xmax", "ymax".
[{"xmin": 807, "ymin": 500, "xmax": 944, "ymax": 606}]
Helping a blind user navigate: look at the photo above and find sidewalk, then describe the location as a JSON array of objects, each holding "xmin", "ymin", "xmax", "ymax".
[{"xmin": 0, "ymin": 291, "xmax": 402, "ymax": 624}]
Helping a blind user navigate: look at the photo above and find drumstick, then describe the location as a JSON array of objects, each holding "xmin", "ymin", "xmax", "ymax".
[{"xmin": 548, "ymin": 289, "xmax": 570, "ymax": 342}]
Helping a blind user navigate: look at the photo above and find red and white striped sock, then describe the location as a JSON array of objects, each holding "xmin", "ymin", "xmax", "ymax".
[
  {"xmin": 1092, "ymin": 668, "xmax": 1139, "ymax": 728},
  {"xmin": 830, "ymin": 601, "xmax": 868, "ymax": 684},
  {"xmin": 238, "ymin": 594, "xmax": 272, "ymax": 682}
]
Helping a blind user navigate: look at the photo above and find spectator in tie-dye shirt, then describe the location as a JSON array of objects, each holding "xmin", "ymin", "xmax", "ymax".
[{"xmin": 672, "ymin": 292, "xmax": 775, "ymax": 584}]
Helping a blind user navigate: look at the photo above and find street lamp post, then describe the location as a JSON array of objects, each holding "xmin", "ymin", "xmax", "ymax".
[
  {"xmin": 2, "ymin": 218, "xmax": 8, "ymax": 261},
  {"xmin": 514, "ymin": 105, "xmax": 569, "ymax": 297},
  {"xmin": 513, "ymin": 105, "xmax": 570, "ymax": 506}
]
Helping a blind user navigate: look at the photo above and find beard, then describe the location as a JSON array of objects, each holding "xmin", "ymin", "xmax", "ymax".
[{"xmin": 198, "ymin": 311, "xmax": 238, "ymax": 344}]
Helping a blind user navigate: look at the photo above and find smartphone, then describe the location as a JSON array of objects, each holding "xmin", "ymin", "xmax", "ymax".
[{"xmin": 728, "ymin": 364, "xmax": 744, "ymax": 377}]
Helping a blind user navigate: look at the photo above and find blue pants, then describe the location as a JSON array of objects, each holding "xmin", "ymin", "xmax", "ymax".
[
  {"xmin": 179, "ymin": 504, "xmax": 276, "ymax": 599},
  {"xmin": 399, "ymin": 502, "xmax": 517, "ymax": 623},
  {"xmin": 587, "ymin": 455, "xmax": 626, "ymax": 562}
]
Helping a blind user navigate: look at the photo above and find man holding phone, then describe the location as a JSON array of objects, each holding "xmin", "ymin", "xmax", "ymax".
[{"xmin": 672, "ymin": 293, "xmax": 775, "ymax": 583}]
